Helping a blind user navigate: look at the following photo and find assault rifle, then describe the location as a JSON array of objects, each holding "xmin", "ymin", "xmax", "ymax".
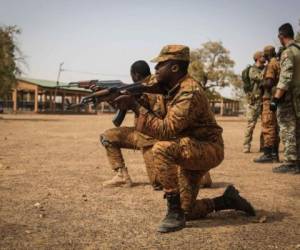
[
  {"xmin": 59, "ymin": 80, "xmax": 125, "ymax": 91},
  {"xmin": 63, "ymin": 80, "xmax": 164, "ymax": 127}
]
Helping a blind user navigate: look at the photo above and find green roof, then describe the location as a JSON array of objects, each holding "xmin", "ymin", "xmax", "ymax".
[{"xmin": 18, "ymin": 77, "xmax": 91, "ymax": 92}]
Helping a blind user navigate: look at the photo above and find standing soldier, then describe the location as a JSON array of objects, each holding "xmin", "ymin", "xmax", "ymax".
[
  {"xmin": 114, "ymin": 45, "xmax": 255, "ymax": 233},
  {"xmin": 254, "ymin": 45, "xmax": 280, "ymax": 163},
  {"xmin": 271, "ymin": 23, "xmax": 300, "ymax": 174},
  {"xmin": 243, "ymin": 51, "xmax": 265, "ymax": 153}
]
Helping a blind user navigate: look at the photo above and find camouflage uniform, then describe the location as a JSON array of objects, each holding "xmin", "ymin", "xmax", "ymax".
[
  {"xmin": 101, "ymin": 73, "xmax": 213, "ymax": 188},
  {"xmin": 243, "ymin": 64, "xmax": 263, "ymax": 152},
  {"xmin": 136, "ymin": 72, "xmax": 224, "ymax": 217},
  {"xmin": 261, "ymin": 57, "xmax": 280, "ymax": 149},
  {"xmin": 132, "ymin": 45, "xmax": 256, "ymax": 233},
  {"xmin": 100, "ymin": 75, "xmax": 161, "ymax": 187},
  {"xmin": 276, "ymin": 40, "xmax": 300, "ymax": 164}
]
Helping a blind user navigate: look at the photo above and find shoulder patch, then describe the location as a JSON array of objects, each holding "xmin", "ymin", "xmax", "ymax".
[{"xmin": 280, "ymin": 50, "xmax": 290, "ymax": 62}]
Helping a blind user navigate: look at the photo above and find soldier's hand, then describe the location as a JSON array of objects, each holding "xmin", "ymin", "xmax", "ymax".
[
  {"xmin": 113, "ymin": 94, "xmax": 138, "ymax": 111},
  {"xmin": 88, "ymin": 84, "xmax": 100, "ymax": 92},
  {"xmin": 270, "ymin": 97, "xmax": 279, "ymax": 112}
]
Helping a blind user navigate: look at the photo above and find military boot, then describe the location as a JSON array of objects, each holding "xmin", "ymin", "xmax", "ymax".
[
  {"xmin": 157, "ymin": 193, "xmax": 186, "ymax": 233},
  {"xmin": 243, "ymin": 146, "xmax": 250, "ymax": 153},
  {"xmin": 102, "ymin": 168, "xmax": 133, "ymax": 187},
  {"xmin": 213, "ymin": 185, "xmax": 256, "ymax": 216},
  {"xmin": 253, "ymin": 147, "xmax": 273, "ymax": 163},
  {"xmin": 271, "ymin": 145, "xmax": 280, "ymax": 163},
  {"xmin": 293, "ymin": 163, "xmax": 300, "ymax": 175},
  {"xmin": 272, "ymin": 163, "xmax": 297, "ymax": 174}
]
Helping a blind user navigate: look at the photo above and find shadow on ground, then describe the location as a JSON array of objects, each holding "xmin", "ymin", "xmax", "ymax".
[
  {"xmin": 186, "ymin": 209, "xmax": 289, "ymax": 229},
  {"xmin": 207, "ymin": 181, "xmax": 233, "ymax": 189}
]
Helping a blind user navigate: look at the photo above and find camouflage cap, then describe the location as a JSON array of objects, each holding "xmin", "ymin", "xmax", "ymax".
[
  {"xmin": 151, "ymin": 45, "xmax": 190, "ymax": 63},
  {"xmin": 263, "ymin": 45, "xmax": 276, "ymax": 55},
  {"xmin": 253, "ymin": 51, "xmax": 264, "ymax": 61}
]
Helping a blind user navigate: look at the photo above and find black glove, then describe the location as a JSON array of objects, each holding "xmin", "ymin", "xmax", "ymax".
[{"xmin": 270, "ymin": 97, "xmax": 279, "ymax": 112}]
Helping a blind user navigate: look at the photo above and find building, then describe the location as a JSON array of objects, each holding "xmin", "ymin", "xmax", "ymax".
[
  {"xmin": 209, "ymin": 85, "xmax": 240, "ymax": 116},
  {"xmin": 1, "ymin": 78, "xmax": 104, "ymax": 113}
]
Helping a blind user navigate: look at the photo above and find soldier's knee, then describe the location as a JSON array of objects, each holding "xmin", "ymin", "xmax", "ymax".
[
  {"xmin": 100, "ymin": 134, "xmax": 111, "ymax": 147},
  {"xmin": 100, "ymin": 129, "xmax": 116, "ymax": 147}
]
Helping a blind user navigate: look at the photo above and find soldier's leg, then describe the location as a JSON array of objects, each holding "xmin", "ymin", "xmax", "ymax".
[
  {"xmin": 273, "ymin": 102, "xmax": 298, "ymax": 173},
  {"xmin": 182, "ymin": 180, "xmax": 255, "ymax": 221},
  {"xmin": 142, "ymin": 146, "xmax": 162, "ymax": 190},
  {"xmin": 100, "ymin": 127, "xmax": 138, "ymax": 187},
  {"xmin": 243, "ymin": 103, "xmax": 260, "ymax": 153},
  {"xmin": 295, "ymin": 118, "xmax": 300, "ymax": 174},
  {"xmin": 179, "ymin": 168, "xmax": 214, "ymax": 220},
  {"xmin": 254, "ymin": 98, "xmax": 275, "ymax": 163},
  {"xmin": 153, "ymin": 138, "xmax": 254, "ymax": 232},
  {"xmin": 259, "ymin": 132, "xmax": 265, "ymax": 152},
  {"xmin": 152, "ymin": 138, "xmax": 224, "ymax": 192},
  {"xmin": 271, "ymin": 113, "xmax": 280, "ymax": 162}
]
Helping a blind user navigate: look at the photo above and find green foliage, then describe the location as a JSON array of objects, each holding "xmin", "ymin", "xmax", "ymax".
[
  {"xmin": 0, "ymin": 25, "xmax": 22, "ymax": 98},
  {"xmin": 189, "ymin": 41, "xmax": 242, "ymax": 96}
]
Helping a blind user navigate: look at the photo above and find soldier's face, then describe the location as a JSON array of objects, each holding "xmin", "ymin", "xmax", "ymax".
[
  {"xmin": 278, "ymin": 34, "xmax": 285, "ymax": 46},
  {"xmin": 154, "ymin": 61, "xmax": 172, "ymax": 83},
  {"xmin": 259, "ymin": 56, "xmax": 266, "ymax": 64},
  {"xmin": 130, "ymin": 71, "xmax": 140, "ymax": 83}
]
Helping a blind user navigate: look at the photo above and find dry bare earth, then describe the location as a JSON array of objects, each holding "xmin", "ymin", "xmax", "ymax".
[{"xmin": 0, "ymin": 114, "xmax": 299, "ymax": 250}]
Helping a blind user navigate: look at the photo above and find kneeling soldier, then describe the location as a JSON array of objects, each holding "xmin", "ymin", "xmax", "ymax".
[{"xmin": 114, "ymin": 45, "xmax": 256, "ymax": 233}]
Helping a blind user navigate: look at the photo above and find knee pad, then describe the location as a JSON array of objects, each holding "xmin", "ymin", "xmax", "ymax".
[{"xmin": 99, "ymin": 134, "xmax": 112, "ymax": 147}]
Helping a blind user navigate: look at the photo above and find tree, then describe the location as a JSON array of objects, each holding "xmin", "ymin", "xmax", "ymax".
[
  {"xmin": 0, "ymin": 25, "xmax": 23, "ymax": 98},
  {"xmin": 188, "ymin": 41, "xmax": 242, "ymax": 96}
]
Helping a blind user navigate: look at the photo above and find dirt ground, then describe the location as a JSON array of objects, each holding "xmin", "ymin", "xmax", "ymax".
[{"xmin": 0, "ymin": 114, "xmax": 299, "ymax": 250}]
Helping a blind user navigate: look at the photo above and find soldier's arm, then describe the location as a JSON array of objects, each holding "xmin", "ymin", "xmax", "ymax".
[
  {"xmin": 135, "ymin": 92, "xmax": 196, "ymax": 140},
  {"xmin": 263, "ymin": 79, "xmax": 275, "ymax": 89},
  {"xmin": 263, "ymin": 62, "xmax": 277, "ymax": 89},
  {"xmin": 275, "ymin": 51, "xmax": 294, "ymax": 98}
]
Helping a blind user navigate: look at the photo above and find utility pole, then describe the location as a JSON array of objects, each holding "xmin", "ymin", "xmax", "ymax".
[{"xmin": 53, "ymin": 62, "xmax": 64, "ymax": 112}]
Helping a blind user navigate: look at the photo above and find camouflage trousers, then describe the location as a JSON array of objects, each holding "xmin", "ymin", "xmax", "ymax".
[
  {"xmin": 100, "ymin": 127, "xmax": 160, "ymax": 186},
  {"xmin": 277, "ymin": 100, "xmax": 300, "ymax": 163},
  {"xmin": 152, "ymin": 137, "xmax": 224, "ymax": 218},
  {"xmin": 100, "ymin": 127, "xmax": 212, "ymax": 188},
  {"xmin": 243, "ymin": 101, "xmax": 262, "ymax": 149},
  {"xmin": 261, "ymin": 98, "xmax": 279, "ymax": 147}
]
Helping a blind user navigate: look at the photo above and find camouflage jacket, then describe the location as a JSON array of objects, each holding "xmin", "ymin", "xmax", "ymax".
[
  {"xmin": 135, "ymin": 75, "xmax": 223, "ymax": 144},
  {"xmin": 138, "ymin": 75, "xmax": 164, "ymax": 117},
  {"xmin": 263, "ymin": 57, "xmax": 280, "ymax": 98},
  {"xmin": 277, "ymin": 40, "xmax": 300, "ymax": 117},
  {"xmin": 133, "ymin": 75, "xmax": 163, "ymax": 147},
  {"xmin": 247, "ymin": 64, "xmax": 263, "ymax": 103}
]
